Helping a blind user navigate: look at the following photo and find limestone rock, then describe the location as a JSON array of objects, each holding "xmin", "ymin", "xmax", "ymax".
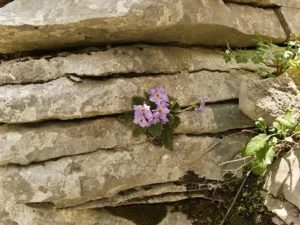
[
  {"xmin": 239, "ymin": 75, "xmax": 300, "ymax": 125},
  {"xmin": 9, "ymin": 204, "xmax": 193, "ymax": 225},
  {"xmin": 0, "ymin": 0, "xmax": 286, "ymax": 53},
  {"xmin": 279, "ymin": 7, "xmax": 300, "ymax": 40},
  {"xmin": 0, "ymin": 103, "xmax": 252, "ymax": 166},
  {"xmin": 0, "ymin": 134, "xmax": 250, "ymax": 208},
  {"xmin": 264, "ymin": 194, "xmax": 300, "ymax": 225},
  {"xmin": 264, "ymin": 146, "xmax": 300, "ymax": 225},
  {"xmin": 0, "ymin": 70, "xmax": 257, "ymax": 124},
  {"xmin": 0, "ymin": 45, "xmax": 263, "ymax": 86},
  {"xmin": 177, "ymin": 103, "xmax": 253, "ymax": 135},
  {"xmin": 224, "ymin": 0, "xmax": 300, "ymax": 8},
  {"xmin": 9, "ymin": 204, "xmax": 136, "ymax": 225}
]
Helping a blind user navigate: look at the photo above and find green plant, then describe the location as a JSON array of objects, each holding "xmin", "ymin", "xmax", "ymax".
[
  {"xmin": 243, "ymin": 110, "xmax": 300, "ymax": 175},
  {"xmin": 223, "ymin": 38, "xmax": 300, "ymax": 77},
  {"xmin": 120, "ymin": 87, "xmax": 208, "ymax": 150}
]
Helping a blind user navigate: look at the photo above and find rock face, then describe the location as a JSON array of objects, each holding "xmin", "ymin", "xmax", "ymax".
[
  {"xmin": 0, "ymin": 133, "xmax": 250, "ymax": 209},
  {"xmin": 264, "ymin": 146, "xmax": 300, "ymax": 225},
  {"xmin": 1, "ymin": 0, "xmax": 300, "ymax": 224},
  {"xmin": 239, "ymin": 75, "xmax": 300, "ymax": 125},
  {"xmin": 0, "ymin": 70, "xmax": 257, "ymax": 124},
  {"xmin": 0, "ymin": 45, "xmax": 263, "ymax": 86},
  {"xmin": 0, "ymin": 0, "xmax": 286, "ymax": 53},
  {"xmin": 0, "ymin": 103, "xmax": 252, "ymax": 166},
  {"xmin": 224, "ymin": 0, "xmax": 300, "ymax": 8},
  {"xmin": 279, "ymin": 7, "xmax": 300, "ymax": 40}
]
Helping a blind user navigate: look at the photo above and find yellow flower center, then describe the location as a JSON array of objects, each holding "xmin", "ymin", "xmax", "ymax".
[
  {"xmin": 158, "ymin": 108, "xmax": 163, "ymax": 113},
  {"xmin": 141, "ymin": 108, "xmax": 146, "ymax": 112},
  {"xmin": 155, "ymin": 93, "xmax": 161, "ymax": 98},
  {"xmin": 139, "ymin": 118, "xmax": 144, "ymax": 122}
]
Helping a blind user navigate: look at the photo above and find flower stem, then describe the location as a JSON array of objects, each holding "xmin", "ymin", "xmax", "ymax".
[{"xmin": 173, "ymin": 105, "xmax": 197, "ymax": 113}]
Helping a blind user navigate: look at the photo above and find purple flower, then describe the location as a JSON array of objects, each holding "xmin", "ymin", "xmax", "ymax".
[
  {"xmin": 133, "ymin": 115, "xmax": 149, "ymax": 127},
  {"xmin": 134, "ymin": 104, "xmax": 152, "ymax": 120},
  {"xmin": 148, "ymin": 112, "xmax": 160, "ymax": 125},
  {"xmin": 149, "ymin": 87, "xmax": 169, "ymax": 105},
  {"xmin": 194, "ymin": 96, "xmax": 208, "ymax": 114},
  {"xmin": 154, "ymin": 104, "xmax": 170, "ymax": 124}
]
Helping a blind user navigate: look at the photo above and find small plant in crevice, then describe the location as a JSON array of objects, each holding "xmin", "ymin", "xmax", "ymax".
[
  {"xmin": 120, "ymin": 87, "xmax": 208, "ymax": 150},
  {"xmin": 243, "ymin": 109, "xmax": 300, "ymax": 176},
  {"xmin": 223, "ymin": 36, "xmax": 300, "ymax": 77}
]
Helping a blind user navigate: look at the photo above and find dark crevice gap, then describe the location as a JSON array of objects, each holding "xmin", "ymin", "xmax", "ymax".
[
  {"xmin": 0, "ymin": 100, "xmax": 241, "ymax": 127},
  {"xmin": 3, "ymin": 147, "xmax": 133, "ymax": 168},
  {"xmin": 0, "ymin": 0, "xmax": 13, "ymax": 8},
  {"xmin": 223, "ymin": 0, "xmax": 280, "ymax": 9},
  {"xmin": 0, "ymin": 42, "xmax": 222, "ymax": 63},
  {"xmin": 275, "ymin": 8, "xmax": 292, "ymax": 42},
  {"xmin": 0, "ymin": 67, "xmax": 257, "ymax": 87}
]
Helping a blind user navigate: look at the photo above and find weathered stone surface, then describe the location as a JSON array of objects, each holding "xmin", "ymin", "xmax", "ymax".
[
  {"xmin": 239, "ymin": 75, "xmax": 300, "ymax": 125},
  {"xmin": 264, "ymin": 194, "xmax": 300, "ymax": 225},
  {"xmin": 0, "ymin": 70, "xmax": 258, "ymax": 124},
  {"xmin": 279, "ymin": 7, "xmax": 300, "ymax": 40},
  {"xmin": 0, "ymin": 103, "xmax": 252, "ymax": 166},
  {"xmin": 224, "ymin": 0, "xmax": 300, "ymax": 8},
  {"xmin": 177, "ymin": 103, "xmax": 253, "ymax": 135},
  {"xmin": 9, "ymin": 204, "xmax": 137, "ymax": 225},
  {"xmin": 0, "ymin": 0, "xmax": 286, "ymax": 53},
  {"xmin": 0, "ymin": 45, "xmax": 263, "ymax": 86},
  {"xmin": 9, "ymin": 204, "xmax": 193, "ymax": 225},
  {"xmin": 0, "ymin": 133, "xmax": 250, "ymax": 208},
  {"xmin": 264, "ymin": 146, "xmax": 300, "ymax": 223},
  {"xmin": 0, "ymin": 118, "xmax": 145, "ymax": 166},
  {"xmin": 0, "ymin": 210, "xmax": 16, "ymax": 225}
]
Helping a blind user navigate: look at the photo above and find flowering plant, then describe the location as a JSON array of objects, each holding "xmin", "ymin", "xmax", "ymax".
[{"xmin": 121, "ymin": 87, "xmax": 208, "ymax": 149}]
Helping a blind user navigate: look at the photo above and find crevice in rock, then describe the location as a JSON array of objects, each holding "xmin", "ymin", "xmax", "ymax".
[
  {"xmin": 223, "ymin": 1, "xmax": 279, "ymax": 9},
  {"xmin": 0, "ymin": 66, "xmax": 257, "ymax": 88},
  {"xmin": 275, "ymin": 8, "xmax": 292, "ymax": 42},
  {"xmin": 0, "ymin": 0, "xmax": 13, "ymax": 8},
  {"xmin": 2, "ymin": 147, "xmax": 133, "ymax": 168},
  {"xmin": 0, "ymin": 99, "xmax": 243, "ymax": 127}
]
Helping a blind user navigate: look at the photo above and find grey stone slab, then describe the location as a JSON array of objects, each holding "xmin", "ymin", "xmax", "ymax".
[{"xmin": 0, "ymin": 0, "xmax": 286, "ymax": 53}]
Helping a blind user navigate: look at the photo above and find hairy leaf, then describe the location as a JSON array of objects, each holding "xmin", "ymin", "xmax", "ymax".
[
  {"xmin": 162, "ymin": 125, "xmax": 173, "ymax": 150},
  {"xmin": 255, "ymin": 118, "xmax": 267, "ymax": 133},
  {"xmin": 252, "ymin": 144, "xmax": 275, "ymax": 175},
  {"xmin": 132, "ymin": 125, "xmax": 146, "ymax": 137},
  {"xmin": 132, "ymin": 96, "xmax": 146, "ymax": 106},
  {"xmin": 168, "ymin": 115, "xmax": 181, "ymax": 130},
  {"xmin": 295, "ymin": 124, "xmax": 300, "ymax": 132},
  {"xmin": 243, "ymin": 134, "xmax": 270, "ymax": 157},
  {"xmin": 148, "ymin": 123, "xmax": 162, "ymax": 136},
  {"xmin": 122, "ymin": 111, "xmax": 134, "ymax": 124}
]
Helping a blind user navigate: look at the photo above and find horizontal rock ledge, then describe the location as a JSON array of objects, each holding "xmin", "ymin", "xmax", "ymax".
[
  {"xmin": 0, "ymin": 45, "xmax": 264, "ymax": 86},
  {"xmin": 0, "ymin": 103, "xmax": 253, "ymax": 166},
  {"xmin": 0, "ymin": 0, "xmax": 286, "ymax": 53},
  {"xmin": 9, "ymin": 203, "xmax": 194, "ymax": 225},
  {"xmin": 0, "ymin": 70, "xmax": 258, "ymax": 124},
  {"xmin": 224, "ymin": 0, "xmax": 300, "ymax": 8},
  {"xmin": 0, "ymin": 133, "xmax": 250, "ymax": 209}
]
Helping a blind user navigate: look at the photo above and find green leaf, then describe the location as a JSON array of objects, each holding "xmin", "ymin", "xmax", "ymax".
[
  {"xmin": 169, "ymin": 96, "xmax": 181, "ymax": 112},
  {"xmin": 122, "ymin": 111, "xmax": 134, "ymax": 124},
  {"xmin": 243, "ymin": 134, "xmax": 270, "ymax": 157},
  {"xmin": 255, "ymin": 118, "xmax": 267, "ymax": 133},
  {"xmin": 235, "ymin": 54, "xmax": 249, "ymax": 64},
  {"xmin": 132, "ymin": 125, "xmax": 146, "ymax": 137},
  {"xmin": 252, "ymin": 144, "xmax": 275, "ymax": 176},
  {"xmin": 148, "ymin": 123, "xmax": 162, "ymax": 136},
  {"xmin": 276, "ymin": 117, "xmax": 295, "ymax": 129},
  {"xmin": 272, "ymin": 121, "xmax": 281, "ymax": 132},
  {"xmin": 162, "ymin": 125, "xmax": 173, "ymax": 150},
  {"xmin": 283, "ymin": 109, "xmax": 296, "ymax": 126},
  {"xmin": 132, "ymin": 96, "xmax": 145, "ymax": 106},
  {"xmin": 168, "ymin": 115, "xmax": 181, "ymax": 130},
  {"xmin": 295, "ymin": 124, "xmax": 300, "ymax": 132},
  {"xmin": 252, "ymin": 54, "xmax": 264, "ymax": 64}
]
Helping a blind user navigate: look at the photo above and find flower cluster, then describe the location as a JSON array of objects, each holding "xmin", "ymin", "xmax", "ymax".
[{"xmin": 133, "ymin": 87, "xmax": 170, "ymax": 127}]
